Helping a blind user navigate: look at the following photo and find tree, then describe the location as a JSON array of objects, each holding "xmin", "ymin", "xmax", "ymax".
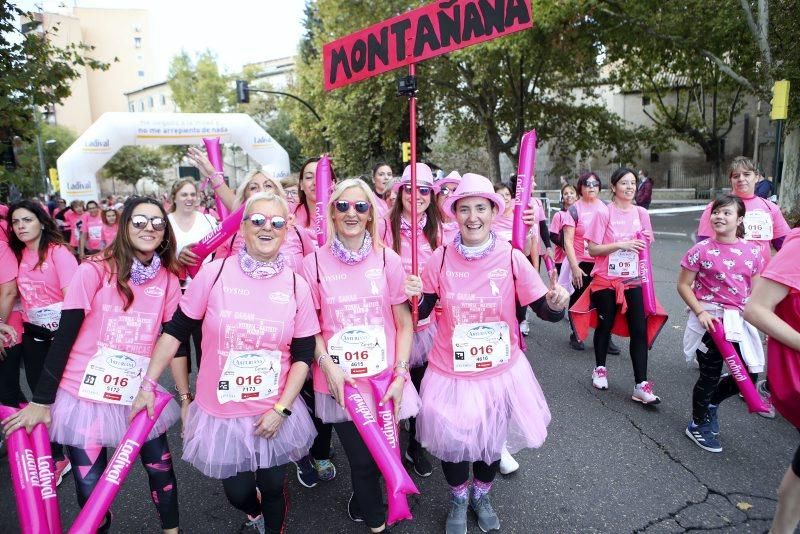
[
  {"xmin": 0, "ymin": 122, "xmax": 76, "ymax": 197},
  {"xmin": 101, "ymin": 146, "xmax": 167, "ymax": 191}
]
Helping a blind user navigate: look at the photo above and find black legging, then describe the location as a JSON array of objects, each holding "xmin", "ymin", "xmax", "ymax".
[
  {"xmin": 568, "ymin": 261, "xmax": 594, "ymax": 337},
  {"xmin": 222, "ymin": 465, "xmax": 288, "ymax": 534},
  {"xmin": 692, "ymin": 333, "xmax": 758, "ymax": 424},
  {"xmin": 441, "ymin": 459, "xmax": 501, "ymax": 486},
  {"xmin": 300, "ymin": 379, "xmax": 333, "ymax": 461},
  {"xmin": 21, "ymin": 331, "xmax": 64, "ymax": 461},
  {"xmin": 65, "ymin": 433, "xmax": 179, "ymax": 530},
  {"xmin": 590, "ymin": 286, "xmax": 648, "ymax": 383},
  {"xmin": 0, "ymin": 343, "xmax": 26, "ymax": 407},
  {"xmin": 407, "ymin": 362, "xmax": 427, "ymax": 452},
  {"xmin": 175, "ymin": 287, "xmax": 202, "ymax": 371},
  {"xmin": 334, "ymin": 421, "xmax": 385, "ymax": 528}
]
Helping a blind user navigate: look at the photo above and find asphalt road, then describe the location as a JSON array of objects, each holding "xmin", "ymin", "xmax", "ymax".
[{"xmin": 1, "ymin": 209, "xmax": 796, "ymax": 533}]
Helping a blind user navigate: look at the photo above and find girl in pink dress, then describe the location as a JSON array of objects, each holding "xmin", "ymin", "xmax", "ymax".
[
  {"xmin": 132, "ymin": 192, "xmax": 320, "ymax": 534},
  {"xmin": 6, "ymin": 197, "xmax": 184, "ymax": 533},
  {"xmin": 405, "ymin": 173, "xmax": 569, "ymax": 533}
]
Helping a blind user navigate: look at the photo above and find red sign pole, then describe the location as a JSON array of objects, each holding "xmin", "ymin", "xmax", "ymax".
[{"xmin": 408, "ymin": 63, "xmax": 419, "ymax": 324}]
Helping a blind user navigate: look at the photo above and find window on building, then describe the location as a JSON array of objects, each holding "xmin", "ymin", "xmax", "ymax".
[
  {"xmin": 138, "ymin": 70, "xmax": 145, "ymax": 77},
  {"xmin": 129, "ymin": 103, "xmax": 135, "ymax": 112},
  {"xmin": 650, "ymin": 147, "xmax": 659, "ymax": 163},
  {"xmin": 138, "ymin": 101, "xmax": 144, "ymax": 112},
  {"xmin": 160, "ymin": 94, "xmax": 166, "ymax": 105},
  {"xmin": 134, "ymin": 37, "xmax": 142, "ymax": 48},
  {"xmin": 133, "ymin": 24, "xmax": 141, "ymax": 33},
  {"xmin": 642, "ymin": 95, "xmax": 650, "ymax": 106},
  {"xmin": 147, "ymin": 96, "xmax": 154, "ymax": 108}
]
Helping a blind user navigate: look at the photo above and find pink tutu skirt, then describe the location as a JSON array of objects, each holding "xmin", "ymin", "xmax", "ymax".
[
  {"xmin": 50, "ymin": 388, "xmax": 180, "ymax": 449},
  {"xmin": 409, "ymin": 323, "xmax": 436, "ymax": 369},
  {"xmin": 416, "ymin": 356, "xmax": 551, "ymax": 464},
  {"xmin": 314, "ymin": 378, "xmax": 421, "ymax": 424},
  {"xmin": 182, "ymin": 397, "xmax": 315, "ymax": 479}
]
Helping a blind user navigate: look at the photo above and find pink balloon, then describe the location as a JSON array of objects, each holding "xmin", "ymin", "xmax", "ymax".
[
  {"xmin": 706, "ymin": 325, "xmax": 770, "ymax": 413},
  {"xmin": 203, "ymin": 137, "xmax": 230, "ymax": 220},
  {"xmin": 314, "ymin": 155, "xmax": 332, "ymax": 247},
  {"xmin": 68, "ymin": 391, "xmax": 172, "ymax": 534},
  {"xmin": 343, "ymin": 383, "xmax": 418, "ymax": 526},
  {"xmin": 185, "ymin": 203, "xmax": 246, "ymax": 278},
  {"xmin": 511, "ymin": 130, "xmax": 537, "ymax": 251},
  {"xmin": 636, "ymin": 231, "xmax": 657, "ymax": 316},
  {"xmin": 0, "ymin": 406, "xmax": 48, "ymax": 534},
  {"xmin": 30, "ymin": 424, "xmax": 62, "ymax": 534}
]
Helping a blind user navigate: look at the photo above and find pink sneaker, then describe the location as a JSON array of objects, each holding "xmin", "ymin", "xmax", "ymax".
[
  {"xmin": 632, "ymin": 381, "xmax": 661, "ymax": 405},
  {"xmin": 592, "ymin": 367, "xmax": 608, "ymax": 390},
  {"xmin": 54, "ymin": 457, "xmax": 72, "ymax": 487}
]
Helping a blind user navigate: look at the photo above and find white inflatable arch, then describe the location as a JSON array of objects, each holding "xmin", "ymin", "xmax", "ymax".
[{"xmin": 57, "ymin": 112, "xmax": 290, "ymax": 202}]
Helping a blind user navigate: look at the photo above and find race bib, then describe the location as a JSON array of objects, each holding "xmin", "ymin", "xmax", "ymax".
[
  {"xmin": 88, "ymin": 225, "xmax": 102, "ymax": 240},
  {"xmin": 743, "ymin": 211, "xmax": 773, "ymax": 241},
  {"xmin": 452, "ymin": 321, "xmax": 511, "ymax": 373},
  {"xmin": 327, "ymin": 325, "xmax": 388, "ymax": 378},
  {"xmin": 217, "ymin": 349, "xmax": 282, "ymax": 404},
  {"xmin": 78, "ymin": 347, "xmax": 149, "ymax": 405},
  {"xmin": 607, "ymin": 249, "xmax": 639, "ymax": 278},
  {"xmin": 28, "ymin": 302, "xmax": 62, "ymax": 331}
]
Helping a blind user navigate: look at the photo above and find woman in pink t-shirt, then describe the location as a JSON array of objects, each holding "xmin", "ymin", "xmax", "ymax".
[
  {"xmin": 302, "ymin": 178, "xmax": 417, "ymax": 533},
  {"xmin": 5, "ymin": 197, "xmax": 184, "ymax": 533},
  {"xmin": 575, "ymin": 167, "xmax": 664, "ymax": 404},
  {"xmin": 677, "ymin": 194, "xmax": 766, "ymax": 453},
  {"xmin": 744, "ymin": 227, "xmax": 800, "ymax": 534},
  {"xmin": 370, "ymin": 161, "xmax": 393, "ymax": 217},
  {"xmin": 132, "ymin": 192, "xmax": 319, "ymax": 534},
  {"xmin": 385, "ymin": 163, "xmax": 441, "ymax": 477},
  {"xmin": 64, "ymin": 200, "xmax": 85, "ymax": 249},
  {"xmin": 405, "ymin": 173, "xmax": 569, "ymax": 534},
  {"xmin": 294, "ymin": 157, "xmax": 332, "ymax": 231},
  {"xmin": 79, "ymin": 200, "xmax": 104, "ymax": 258},
  {"xmin": 550, "ymin": 184, "xmax": 578, "ymax": 273},
  {"xmin": 0, "ymin": 219, "xmax": 23, "ymax": 408},
  {"xmin": 100, "ymin": 207, "xmax": 119, "ymax": 249}
]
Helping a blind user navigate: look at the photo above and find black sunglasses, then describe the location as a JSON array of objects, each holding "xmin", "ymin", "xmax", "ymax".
[
  {"xmin": 246, "ymin": 213, "xmax": 287, "ymax": 229},
  {"xmin": 130, "ymin": 214, "xmax": 166, "ymax": 231},
  {"xmin": 334, "ymin": 200, "xmax": 371, "ymax": 214}
]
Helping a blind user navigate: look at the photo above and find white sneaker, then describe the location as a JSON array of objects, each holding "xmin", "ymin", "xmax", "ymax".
[
  {"xmin": 756, "ymin": 380, "xmax": 776, "ymax": 419},
  {"xmin": 591, "ymin": 366, "xmax": 608, "ymax": 390},
  {"xmin": 632, "ymin": 381, "xmax": 661, "ymax": 405},
  {"xmin": 499, "ymin": 447, "xmax": 519, "ymax": 475},
  {"xmin": 519, "ymin": 320, "xmax": 530, "ymax": 337}
]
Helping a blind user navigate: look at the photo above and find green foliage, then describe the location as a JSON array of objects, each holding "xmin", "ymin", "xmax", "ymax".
[
  {"xmin": 101, "ymin": 146, "xmax": 167, "ymax": 189},
  {"xmin": 167, "ymin": 50, "xmax": 233, "ymax": 113}
]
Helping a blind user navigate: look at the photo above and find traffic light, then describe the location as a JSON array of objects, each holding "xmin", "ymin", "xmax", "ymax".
[
  {"xmin": 401, "ymin": 141, "xmax": 411, "ymax": 163},
  {"xmin": 770, "ymin": 80, "xmax": 790, "ymax": 121},
  {"xmin": 236, "ymin": 80, "xmax": 250, "ymax": 104}
]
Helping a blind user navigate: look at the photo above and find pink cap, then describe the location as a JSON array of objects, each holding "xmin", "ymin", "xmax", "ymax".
[{"xmin": 442, "ymin": 173, "xmax": 506, "ymax": 216}]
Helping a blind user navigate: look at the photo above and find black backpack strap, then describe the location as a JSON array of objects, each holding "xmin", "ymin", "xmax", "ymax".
[
  {"xmin": 568, "ymin": 204, "xmax": 579, "ymax": 225},
  {"xmin": 314, "ymin": 251, "xmax": 320, "ymax": 284},
  {"xmin": 440, "ymin": 245, "xmax": 447, "ymax": 274},
  {"xmin": 295, "ymin": 226, "xmax": 305, "ymax": 256}
]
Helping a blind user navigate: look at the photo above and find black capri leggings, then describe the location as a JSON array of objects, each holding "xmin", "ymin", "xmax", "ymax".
[
  {"xmin": 0, "ymin": 343, "xmax": 26, "ymax": 407},
  {"xmin": 22, "ymin": 330, "xmax": 64, "ymax": 460},
  {"xmin": 441, "ymin": 459, "xmax": 501, "ymax": 486},
  {"xmin": 300, "ymin": 379, "xmax": 333, "ymax": 461},
  {"xmin": 334, "ymin": 421, "xmax": 385, "ymax": 529},
  {"xmin": 222, "ymin": 465, "xmax": 288, "ymax": 534},
  {"xmin": 590, "ymin": 286, "xmax": 648, "ymax": 383}
]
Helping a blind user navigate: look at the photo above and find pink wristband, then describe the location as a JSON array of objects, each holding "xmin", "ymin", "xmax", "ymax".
[{"xmin": 142, "ymin": 376, "xmax": 158, "ymax": 389}]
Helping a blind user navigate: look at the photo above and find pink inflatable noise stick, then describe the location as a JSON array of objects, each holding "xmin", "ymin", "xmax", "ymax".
[
  {"xmin": 203, "ymin": 137, "xmax": 230, "ymax": 220},
  {"xmin": 511, "ymin": 130, "xmax": 537, "ymax": 252},
  {"xmin": 68, "ymin": 391, "xmax": 172, "ymax": 534},
  {"xmin": 30, "ymin": 423, "xmax": 62, "ymax": 534},
  {"xmin": 343, "ymin": 383, "xmax": 418, "ymax": 526},
  {"xmin": 636, "ymin": 231, "xmax": 657, "ymax": 316},
  {"xmin": 368, "ymin": 373, "xmax": 411, "ymax": 525},
  {"xmin": 314, "ymin": 155, "xmax": 333, "ymax": 247},
  {"xmin": 707, "ymin": 325, "xmax": 771, "ymax": 414},
  {"xmin": 185, "ymin": 203, "xmax": 246, "ymax": 279},
  {"xmin": 0, "ymin": 406, "xmax": 48, "ymax": 534}
]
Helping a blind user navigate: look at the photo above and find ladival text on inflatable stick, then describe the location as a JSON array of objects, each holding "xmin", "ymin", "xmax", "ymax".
[
  {"xmin": 367, "ymin": 373, "xmax": 412, "ymax": 525},
  {"xmin": 0, "ymin": 406, "xmax": 48, "ymax": 534},
  {"xmin": 343, "ymin": 384, "xmax": 418, "ymax": 526},
  {"xmin": 203, "ymin": 137, "xmax": 230, "ymax": 219},
  {"xmin": 68, "ymin": 391, "xmax": 172, "ymax": 534},
  {"xmin": 636, "ymin": 231, "xmax": 657, "ymax": 316},
  {"xmin": 511, "ymin": 130, "xmax": 537, "ymax": 251},
  {"xmin": 314, "ymin": 155, "xmax": 332, "ymax": 247},
  {"xmin": 185, "ymin": 203, "xmax": 247, "ymax": 278},
  {"xmin": 707, "ymin": 325, "xmax": 770, "ymax": 414},
  {"xmin": 30, "ymin": 423, "xmax": 62, "ymax": 534}
]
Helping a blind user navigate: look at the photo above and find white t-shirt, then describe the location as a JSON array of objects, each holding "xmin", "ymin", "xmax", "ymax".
[{"xmin": 168, "ymin": 212, "xmax": 219, "ymax": 269}]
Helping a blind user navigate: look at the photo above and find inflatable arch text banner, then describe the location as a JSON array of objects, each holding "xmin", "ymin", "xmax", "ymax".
[
  {"xmin": 323, "ymin": 0, "xmax": 533, "ymax": 91},
  {"xmin": 57, "ymin": 112, "xmax": 291, "ymax": 203}
]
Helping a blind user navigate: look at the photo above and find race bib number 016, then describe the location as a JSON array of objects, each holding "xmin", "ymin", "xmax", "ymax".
[
  {"xmin": 743, "ymin": 211, "xmax": 773, "ymax": 241},
  {"xmin": 327, "ymin": 325, "xmax": 388, "ymax": 378},
  {"xmin": 452, "ymin": 322, "xmax": 511, "ymax": 373},
  {"xmin": 607, "ymin": 249, "xmax": 639, "ymax": 278},
  {"xmin": 28, "ymin": 302, "xmax": 62, "ymax": 331},
  {"xmin": 217, "ymin": 349, "xmax": 282, "ymax": 404},
  {"xmin": 78, "ymin": 347, "xmax": 149, "ymax": 405}
]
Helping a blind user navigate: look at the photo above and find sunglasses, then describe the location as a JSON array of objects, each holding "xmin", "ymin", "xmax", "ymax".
[
  {"xmin": 438, "ymin": 186, "xmax": 453, "ymax": 196},
  {"xmin": 334, "ymin": 200, "xmax": 371, "ymax": 214},
  {"xmin": 130, "ymin": 215, "xmax": 166, "ymax": 231},
  {"xmin": 584, "ymin": 180, "xmax": 600, "ymax": 188},
  {"xmin": 246, "ymin": 213, "xmax": 287, "ymax": 229},
  {"xmin": 402, "ymin": 184, "xmax": 433, "ymax": 196}
]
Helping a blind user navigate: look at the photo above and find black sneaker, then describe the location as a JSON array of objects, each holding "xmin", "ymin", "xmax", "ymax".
[
  {"xmin": 404, "ymin": 446, "xmax": 433, "ymax": 477},
  {"xmin": 569, "ymin": 335, "xmax": 585, "ymax": 351},
  {"xmin": 347, "ymin": 492, "xmax": 364, "ymax": 522},
  {"xmin": 607, "ymin": 339, "xmax": 621, "ymax": 355},
  {"xmin": 293, "ymin": 455, "xmax": 319, "ymax": 488}
]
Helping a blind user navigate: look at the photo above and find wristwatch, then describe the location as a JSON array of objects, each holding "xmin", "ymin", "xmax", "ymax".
[{"xmin": 274, "ymin": 403, "xmax": 292, "ymax": 417}]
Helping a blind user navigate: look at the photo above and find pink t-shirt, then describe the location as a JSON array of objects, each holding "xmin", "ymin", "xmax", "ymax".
[
  {"xmin": 17, "ymin": 245, "xmax": 78, "ymax": 326},
  {"xmin": 293, "ymin": 204, "xmax": 312, "ymax": 230},
  {"xmin": 441, "ymin": 221, "xmax": 459, "ymax": 246},
  {"xmin": 64, "ymin": 211, "xmax": 83, "ymax": 246},
  {"xmin": 421, "ymin": 240, "xmax": 548, "ymax": 380},
  {"xmin": 681, "ymin": 238, "xmax": 764, "ymax": 310},
  {"xmin": 549, "ymin": 210, "xmax": 570, "ymax": 264},
  {"xmin": 301, "ymin": 244, "xmax": 407, "ymax": 395},
  {"xmin": 562, "ymin": 199, "xmax": 608, "ymax": 263},
  {"xmin": 100, "ymin": 224, "xmax": 118, "ymax": 248},
  {"xmin": 697, "ymin": 195, "xmax": 790, "ymax": 265},
  {"xmin": 585, "ymin": 204, "xmax": 653, "ymax": 280},
  {"xmin": 761, "ymin": 228, "xmax": 800, "ymax": 291},
  {"xmin": 81, "ymin": 213, "xmax": 104, "ymax": 251},
  {"xmin": 384, "ymin": 223, "xmax": 436, "ymax": 332},
  {"xmin": 493, "ymin": 213, "xmax": 514, "ymax": 242},
  {"xmin": 60, "ymin": 261, "xmax": 181, "ymax": 396},
  {"xmin": 181, "ymin": 260, "xmax": 320, "ymax": 417},
  {"xmin": 0, "ymin": 240, "xmax": 22, "ymax": 345}
]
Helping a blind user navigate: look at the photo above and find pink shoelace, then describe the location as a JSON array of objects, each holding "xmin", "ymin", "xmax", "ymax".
[
  {"xmin": 594, "ymin": 367, "xmax": 608, "ymax": 378},
  {"xmin": 639, "ymin": 381, "xmax": 654, "ymax": 394}
]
